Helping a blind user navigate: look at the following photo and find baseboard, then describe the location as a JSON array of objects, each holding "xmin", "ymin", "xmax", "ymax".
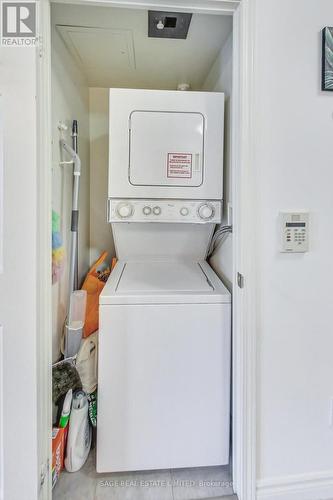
[{"xmin": 257, "ymin": 470, "xmax": 333, "ymax": 500}]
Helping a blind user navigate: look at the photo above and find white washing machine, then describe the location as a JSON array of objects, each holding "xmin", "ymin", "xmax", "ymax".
[{"xmin": 97, "ymin": 89, "xmax": 231, "ymax": 473}]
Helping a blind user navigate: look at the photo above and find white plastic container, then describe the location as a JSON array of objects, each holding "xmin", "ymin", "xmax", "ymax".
[
  {"xmin": 65, "ymin": 390, "xmax": 92, "ymax": 472},
  {"xmin": 65, "ymin": 290, "xmax": 87, "ymax": 358}
]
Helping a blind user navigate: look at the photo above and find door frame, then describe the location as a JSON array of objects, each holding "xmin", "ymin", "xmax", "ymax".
[
  {"xmin": 37, "ymin": 0, "xmax": 257, "ymax": 498},
  {"xmin": 36, "ymin": 1, "xmax": 53, "ymax": 499}
]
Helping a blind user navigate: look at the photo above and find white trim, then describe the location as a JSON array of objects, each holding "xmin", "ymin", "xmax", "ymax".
[
  {"xmin": 257, "ymin": 471, "xmax": 333, "ymax": 500},
  {"xmin": 0, "ymin": 326, "xmax": 3, "ymax": 500},
  {"xmin": 36, "ymin": 0, "xmax": 53, "ymax": 498},
  {"xmin": 0, "ymin": 96, "xmax": 3, "ymax": 275},
  {"xmin": 231, "ymin": 0, "xmax": 257, "ymax": 499},
  {"xmin": 231, "ymin": 5, "xmax": 242, "ymax": 495},
  {"xmin": 52, "ymin": 0, "xmax": 239, "ymax": 15},
  {"xmin": 36, "ymin": 1, "xmax": 257, "ymax": 499}
]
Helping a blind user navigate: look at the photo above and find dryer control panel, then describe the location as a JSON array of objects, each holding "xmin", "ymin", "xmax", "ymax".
[{"xmin": 108, "ymin": 199, "xmax": 222, "ymax": 224}]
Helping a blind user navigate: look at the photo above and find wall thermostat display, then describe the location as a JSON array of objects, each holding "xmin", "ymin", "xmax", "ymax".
[{"xmin": 280, "ymin": 212, "xmax": 309, "ymax": 253}]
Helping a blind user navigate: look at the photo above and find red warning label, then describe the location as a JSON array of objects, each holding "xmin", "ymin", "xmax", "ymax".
[{"xmin": 167, "ymin": 153, "xmax": 192, "ymax": 179}]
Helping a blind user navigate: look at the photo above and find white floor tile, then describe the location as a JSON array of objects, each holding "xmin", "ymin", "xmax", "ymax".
[
  {"xmin": 53, "ymin": 449, "xmax": 97, "ymax": 500},
  {"xmin": 200, "ymin": 496, "xmax": 237, "ymax": 500},
  {"xmin": 95, "ymin": 469, "xmax": 173, "ymax": 500},
  {"xmin": 171, "ymin": 465, "xmax": 233, "ymax": 500},
  {"xmin": 204, "ymin": 496, "xmax": 237, "ymax": 500},
  {"xmin": 53, "ymin": 451, "xmax": 234, "ymax": 500}
]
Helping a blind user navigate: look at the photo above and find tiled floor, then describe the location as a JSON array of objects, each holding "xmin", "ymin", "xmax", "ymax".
[{"xmin": 53, "ymin": 450, "xmax": 236, "ymax": 500}]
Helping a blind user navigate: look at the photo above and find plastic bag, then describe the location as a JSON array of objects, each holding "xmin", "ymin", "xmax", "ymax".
[
  {"xmin": 76, "ymin": 331, "xmax": 98, "ymax": 394},
  {"xmin": 81, "ymin": 252, "xmax": 108, "ymax": 337}
]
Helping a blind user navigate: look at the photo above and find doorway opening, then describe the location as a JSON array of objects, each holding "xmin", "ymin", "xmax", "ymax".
[{"xmin": 37, "ymin": 1, "xmax": 256, "ymax": 499}]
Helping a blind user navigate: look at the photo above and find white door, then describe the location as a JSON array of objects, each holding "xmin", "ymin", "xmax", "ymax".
[
  {"xmin": 0, "ymin": 1, "xmax": 52, "ymax": 496},
  {"xmin": 0, "ymin": 1, "xmax": 254, "ymax": 499},
  {"xmin": 0, "ymin": 48, "xmax": 40, "ymax": 500}
]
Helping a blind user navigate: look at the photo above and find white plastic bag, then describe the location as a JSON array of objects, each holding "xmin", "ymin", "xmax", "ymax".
[{"xmin": 75, "ymin": 331, "xmax": 98, "ymax": 394}]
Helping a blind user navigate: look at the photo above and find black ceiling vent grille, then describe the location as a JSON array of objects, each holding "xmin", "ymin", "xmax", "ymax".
[{"xmin": 148, "ymin": 11, "xmax": 192, "ymax": 39}]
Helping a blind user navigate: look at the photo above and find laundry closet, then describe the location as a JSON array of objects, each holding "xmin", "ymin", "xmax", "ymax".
[{"xmin": 50, "ymin": 3, "xmax": 235, "ymax": 499}]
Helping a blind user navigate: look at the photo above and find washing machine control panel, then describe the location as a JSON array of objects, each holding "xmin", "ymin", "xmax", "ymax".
[{"xmin": 108, "ymin": 199, "xmax": 222, "ymax": 223}]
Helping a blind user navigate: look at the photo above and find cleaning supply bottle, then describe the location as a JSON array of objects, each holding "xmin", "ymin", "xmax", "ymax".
[
  {"xmin": 65, "ymin": 390, "xmax": 92, "ymax": 472},
  {"xmin": 59, "ymin": 389, "xmax": 72, "ymax": 428}
]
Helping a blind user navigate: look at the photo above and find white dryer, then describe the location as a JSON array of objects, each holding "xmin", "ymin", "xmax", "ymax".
[
  {"xmin": 107, "ymin": 88, "xmax": 225, "ymax": 200},
  {"xmin": 97, "ymin": 89, "xmax": 231, "ymax": 473}
]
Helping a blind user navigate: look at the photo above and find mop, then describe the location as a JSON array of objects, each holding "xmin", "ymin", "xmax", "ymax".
[
  {"xmin": 59, "ymin": 121, "xmax": 87, "ymax": 359},
  {"xmin": 52, "ymin": 123, "xmax": 93, "ymax": 476}
]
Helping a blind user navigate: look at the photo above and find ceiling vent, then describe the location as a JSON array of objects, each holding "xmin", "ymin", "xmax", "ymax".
[{"xmin": 148, "ymin": 11, "xmax": 192, "ymax": 39}]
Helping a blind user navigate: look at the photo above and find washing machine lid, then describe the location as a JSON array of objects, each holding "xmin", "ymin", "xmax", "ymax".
[
  {"xmin": 118, "ymin": 261, "xmax": 211, "ymax": 293},
  {"xmin": 100, "ymin": 260, "xmax": 231, "ymax": 305}
]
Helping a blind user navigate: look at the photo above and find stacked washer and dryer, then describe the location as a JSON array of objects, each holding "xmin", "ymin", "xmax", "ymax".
[{"xmin": 97, "ymin": 89, "xmax": 231, "ymax": 472}]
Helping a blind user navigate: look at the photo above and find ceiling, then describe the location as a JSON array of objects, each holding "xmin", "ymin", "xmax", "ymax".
[{"xmin": 51, "ymin": 4, "xmax": 232, "ymax": 90}]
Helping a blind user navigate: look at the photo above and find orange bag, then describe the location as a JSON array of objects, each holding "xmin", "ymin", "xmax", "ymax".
[{"xmin": 81, "ymin": 252, "xmax": 108, "ymax": 338}]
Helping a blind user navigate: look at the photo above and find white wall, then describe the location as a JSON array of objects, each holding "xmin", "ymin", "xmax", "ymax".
[
  {"xmin": 0, "ymin": 48, "xmax": 38, "ymax": 500},
  {"xmin": 89, "ymin": 88, "xmax": 115, "ymax": 265},
  {"xmin": 255, "ymin": 1, "xmax": 333, "ymax": 497},
  {"xmin": 202, "ymin": 33, "xmax": 233, "ymax": 288},
  {"xmin": 51, "ymin": 22, "xmax": 90, "ymax": 362}
]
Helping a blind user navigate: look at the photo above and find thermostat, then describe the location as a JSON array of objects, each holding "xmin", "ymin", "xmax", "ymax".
[{"xmin": 280, "ymin": 212, "xmax": 309, "ymax": 253}]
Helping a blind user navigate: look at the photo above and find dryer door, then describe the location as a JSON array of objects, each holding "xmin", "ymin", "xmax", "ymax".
[{"xmin": 129, "ymin": 111, "xmax": 204, "ymax": 187}]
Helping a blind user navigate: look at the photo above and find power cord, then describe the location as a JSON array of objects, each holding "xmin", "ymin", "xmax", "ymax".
[{"xmin": 208, "ymin": 224, "xmax": 232, "ymax": 257}]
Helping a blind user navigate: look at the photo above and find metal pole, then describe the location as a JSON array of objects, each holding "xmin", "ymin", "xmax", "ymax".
[
  {"xmin": 60, "ymin": 139, "xmax": 81, "ymax": 302},
  {"xmin": 72, "ymin": 120, "xmax": 79, "ymax": 291}
]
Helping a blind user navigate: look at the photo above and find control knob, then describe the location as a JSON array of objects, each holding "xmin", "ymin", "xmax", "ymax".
[
  {"xmin": 116, "ymin": 202, "xmax": 133, "ymax": 219},
  {"xmin": 153, "ymin": 206, "xmax": 162, "ymax": 215},
  {"xmin": 198, "ymin": 203, "xmax": 215, "ymax": 220},
  {"xmin": 143, "ymin": 206, "xmax": 152, "ymax": 215}
]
